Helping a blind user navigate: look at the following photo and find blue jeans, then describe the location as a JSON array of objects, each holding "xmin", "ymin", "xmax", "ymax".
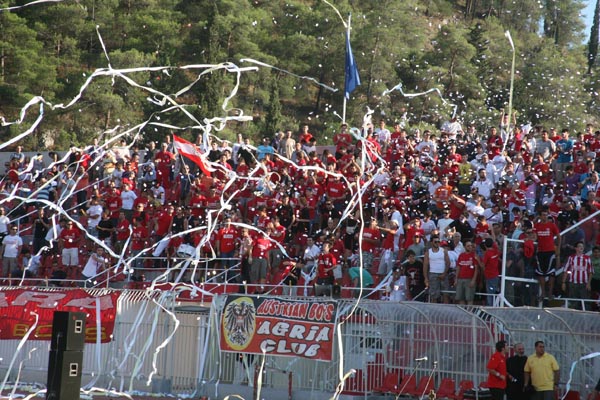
[{"xmin": 486, "ymin": 277, "xmax": 500, "ymax": 306}]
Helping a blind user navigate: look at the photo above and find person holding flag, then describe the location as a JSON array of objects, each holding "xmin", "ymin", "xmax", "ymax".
[
  {"xmin": 343, "ymin": 13, "xmax": 360, "ymax": 124},
  {"xmin": 172, "ymin": 134, "xmax": 213, "ymax": 177}
]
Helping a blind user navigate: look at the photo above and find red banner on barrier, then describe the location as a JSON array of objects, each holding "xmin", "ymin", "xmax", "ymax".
[
  {"xmin": 0, "ymin": 289, "xmax": 120, "ymax": 343},
  {"xmin": 219, "ymin": 295, "xmax": 337, "ymax": 361}
]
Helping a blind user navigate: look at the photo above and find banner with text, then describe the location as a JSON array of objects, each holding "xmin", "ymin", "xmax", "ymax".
[
  {"xmin": 0, "ymin": 289, "xmax": 120, "ymax": 343},
  {"xmin": 219, "ymin": 295, "xmax": 337, "ymax": 361}
]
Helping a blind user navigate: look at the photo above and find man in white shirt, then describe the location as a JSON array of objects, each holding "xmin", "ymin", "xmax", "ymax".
[
  {"xmin": 415, "ymin": 130, "xmax": 437, "ymax": 160},
  {"xmin": 302, "ymin": 237, "xmax": 321, "ymax": 274},
  {"xmin": 437, "ymin": 208, "xmax": 455, "ymax": 241},
  {"xmin": 466, "ymin": 195, "xmax": 485, "ymax": 228},
  {"xmin": 120, "ymin": 183, "xmax": 138, "ymax": 220},
  {"xmin": 390, "ymin": 201, "xmax": 404, "ymax": 251},
  {"xmin": 0, "ymin": 208, "xmax": 9, "ymax": 237},
  {"xmin": 386, "ymin": 267, "xmax": 408, "ymax": 301},
  {"xmin": 440, "ymin": 117, "xmax": 463, "ymax": 141},
  {"xmin": 82, "ymin": 247, "xmax": 108, "ymax": 286},
  {"xmin": 483, "ymin": 204, "xmax": 504, "ymax": 226},
  {"xmin": 471, "ymin": 153, "xmax": 498, "ymax": 184},
  {"xmin": 374, "ymin": 119, "xmax": 391, "ymax": 150},
  {"xmin": 86, "ymin": 197, "xmax": 103, "ymax": 238},
  {"xmin": 471, "ymin": 169, "xmax": 495, "ymax": 200},
  {"xmin": 2, "ymin": 226, "xmax": 23, "ymax": 277}
]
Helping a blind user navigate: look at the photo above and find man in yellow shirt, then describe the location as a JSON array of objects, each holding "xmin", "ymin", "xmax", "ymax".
[{"xmin": 523, "ymin": 341, "xmax": 560, "ymax": 400}]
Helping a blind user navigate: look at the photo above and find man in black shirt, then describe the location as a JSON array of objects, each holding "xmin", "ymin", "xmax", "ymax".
[
  {"xmin": 32, "ymin": 207, "xmax": 50, "ymax": 253},
  {"xmin": 405, "ymin": 249, "xmax": 426, "ymax": 301},
  {"xmin": 97, "ymin": 209, "xmax": 115, "ymax": 248},
  {"xmin": 506, "ymin": 343, "xmax": 529, "ymax": 400}
]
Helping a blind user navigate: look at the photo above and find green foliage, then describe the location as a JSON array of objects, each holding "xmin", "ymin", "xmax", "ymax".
[{"xmin": 0, "ymin": 0, "xmax": 597, "ymax": 150}]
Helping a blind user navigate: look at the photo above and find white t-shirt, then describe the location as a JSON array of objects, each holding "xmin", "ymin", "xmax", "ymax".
[
  {"xmin": 2, "ymin": 234, "xmax": 22, "ymax": 258},
  {"xmin": 0, "ymin": 215, "xmax": 9, "ymax": 234},
  {"xmin": 121, "ymin": 190, "xmax": 138, "ymax": 210},
  {"xmin": 26, "ymin": 255, "xmax": 41, "ymax": 274},
  {"xmin": 82, "ymin": 253, "xmax": 105, "ymax": 278},
  {"xmin": 87, "ymin": 205, "xmax": 103, "ymax": 228},
  {"xmin": 388, "ymin": 276, "xmax": 407, "ymax": 301}
]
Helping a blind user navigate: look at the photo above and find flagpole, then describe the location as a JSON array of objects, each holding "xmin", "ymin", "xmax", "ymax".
[
  {"xmin": 342, "ymin": 13, "xmax": 351, "ymax": 125},
  {"xmin": 504, "ymin": 30, "xmax": 516, "ymax": 153}
]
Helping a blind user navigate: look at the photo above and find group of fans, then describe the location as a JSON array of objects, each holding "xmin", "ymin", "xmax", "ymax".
[{"xmin": 0, "ymin": 115, "xmax": 599, "ymax": 307}]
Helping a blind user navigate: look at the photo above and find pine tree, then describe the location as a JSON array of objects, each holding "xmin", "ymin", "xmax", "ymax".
[
  {"xmin": 265, "ymin": 80, "xmax": 282, "ymax": 136},
  {"xmin": 589, "ymin": 0, "xmax": 600, "ymax": 74}
]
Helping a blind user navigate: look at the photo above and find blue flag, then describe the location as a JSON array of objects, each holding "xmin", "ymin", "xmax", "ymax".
[{"xmin": 344, "ymin": 31, "xmax": 360, "ymax": 99}]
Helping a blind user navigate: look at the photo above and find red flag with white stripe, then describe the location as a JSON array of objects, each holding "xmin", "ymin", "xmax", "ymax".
[{"xmin": 172, "ymin": 134, "xmax": 212, "ymax": 177}]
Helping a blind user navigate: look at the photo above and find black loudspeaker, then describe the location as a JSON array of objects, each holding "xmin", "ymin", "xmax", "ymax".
[
  {"xmin": 50, "ymin": 311, "xmax": 86, "ymax": 351},
  {"xmin": 46, "ymin": 350, "xmax": 84, "ymax": 400}
]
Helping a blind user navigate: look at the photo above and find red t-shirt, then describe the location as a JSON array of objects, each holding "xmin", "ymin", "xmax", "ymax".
[
  {"xmin": 486, "ymin": 352, "xmax": 507, "ymax": 389},
  {"xmin": 317, "ymin": 252, "xmax": 337, "ymax": 279},
  {"xmin": 534, "ymin": 221, "xmax": 560, "ymax": 252},
  {"xmin": 154, "ymin": 212, "xmax": 173, "ymax": 236},
  {"xmin": 116, "ymin": 219, "xmax": 131, "ymax": 241},
  {"xmin": 361, "ymin": 227, "xmax": 381, "ymax": 252},
  {"xmin": 217, "ymin": 227, "xmax": 238, "ymax": 253},
  {"xmin": 482, "ymin": 246, "xmax": 500, "ymax": 279},
  {"xmin": 60, "ymin": 227, "xmax": 80, "ymax": 249},
  {"xmin": 381, "ymin": 230, "xmax": 396, "ymax": 250},
  {"xmin": 131, "ymin": 225, "xmax": 148, "ymax": 251},
  {"xmin": 270, "ymin": 225, "xmax": 286, "ymax": 244},
  {"xmin": 456, "ymin": 252, "xmax": 478, "ymax": 279},
  {"xmin": 251, "ymin": 235, "xmax": 272, "ymax": 258},
  {"xmin": 105, "ymin": 194, "xmax": 122, "ymax": 219}
]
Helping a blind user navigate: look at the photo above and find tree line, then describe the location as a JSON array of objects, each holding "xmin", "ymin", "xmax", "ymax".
[{"xmin": 0, "ymin": 0, "xmax": 598, "ymax": 149}]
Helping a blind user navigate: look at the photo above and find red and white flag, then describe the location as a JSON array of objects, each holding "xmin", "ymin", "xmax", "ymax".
[{"xmin": 172, "ymin": 134, "xmax": 212, "ymax": 177}]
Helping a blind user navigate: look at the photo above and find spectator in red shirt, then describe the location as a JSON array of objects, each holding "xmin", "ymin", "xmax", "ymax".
[
  {"xmin": 482, "ymin": 238, "xmax": 501, "ymax": 306},
  {"xmin": 104, "ymin": 186, "xmax": 122, "ymax": 224},
  {"xmin": 333, "ymin": 123, "xmax": 353, "ymax": 159},
  {"xmin": 455, "ymin": 240, "xmax": 480, "ymax": 305},
  {"xmin": 315, "ymin": 241, "xmax": 336, "ymax": 288},
  {"xmin": 216, "ymin": 216, "xmax": 238, "ymax": 277},
  {"xmin": 114, "ymin": 211, "xmax": 131, "ymax": 254},
  {"xmin": 298, "ymin": 124, "xmax": 314, "ymax": 145},
  {"xmin": 154, "ymin": 142, "xmax": 174, "ymax": 188},
  {"xmin": 130, "ymin": 217, "xmax": 148, "ymax": 274},
  {"xmin": 534, "ymin": 206, "xmax": 561, "ymax": 300},
  {"xmin": 59, "ymin": 220, "xmax": 81, "ymax": 276},
  {"xmin": 361, "ymin": 219, "xmax": 381, "ymax": 271},
  {"xmin": 486, "ymin": 340, "xmax": 508, "ymax": 400},
  {"xmin": 250, "ymin": 232, "xmax": 272, "ymax": 292}
]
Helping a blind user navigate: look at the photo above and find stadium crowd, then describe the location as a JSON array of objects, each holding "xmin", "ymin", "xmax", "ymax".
[{"xmin": 1, "ymin": 116, "xmax": 600, "ymax": 308}]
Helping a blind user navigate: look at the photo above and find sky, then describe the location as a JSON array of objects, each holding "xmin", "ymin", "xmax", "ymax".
[{"xmin": 584, "ymin": 0, "xmax": 595, "ymax": 36}]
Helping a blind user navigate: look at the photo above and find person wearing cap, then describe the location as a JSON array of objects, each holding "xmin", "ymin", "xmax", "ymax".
[{"xmin": 405, "ymin": 232, "xmax": 425, "ymax": 260}]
